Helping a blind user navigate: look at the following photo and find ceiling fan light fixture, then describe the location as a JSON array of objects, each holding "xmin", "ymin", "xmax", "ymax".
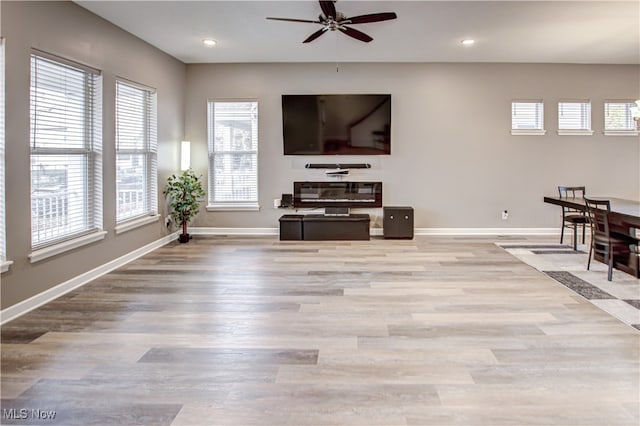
[
  {"xmin": 202, "ymin": 39, "xmax": 217, "ymax": 47},
  {"xmin": 461, "ymin": 39, "xmax": 476, "ymax": 46},
  {"xmin": 267, "ymin": 0, "xmax": 397, "ymax": 44}
]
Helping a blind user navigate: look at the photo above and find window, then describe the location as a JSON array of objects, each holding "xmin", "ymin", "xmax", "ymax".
[
  {"xmin": 115, "ymin": 80, "xmax": 158, "ymax": 226},
  {"xmin": 207, "ymin": 101, "xmax": 259, "ymax": 210},
  {"xmin": 511, "ymin": 101, "xmax": 545, "ymax": 135},
  {"xmin": 30, "ymin": 52, "xmax": 103, "ymax": 255},
  {"xmin": 0, "ymin": 38, "xmax": 9, "ymax": 272},
  {"xmin": 604, "ymin": 101, "xmax": 639, "ymax": 136},
  {"xmin": 558, "ymin": 101, "xmax": 593, "ymax": 135}
]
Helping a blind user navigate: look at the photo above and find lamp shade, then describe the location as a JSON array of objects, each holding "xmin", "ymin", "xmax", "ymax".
[{"xmin": 180, "ymin": 141, "xmax": 191, "ymax": 170}]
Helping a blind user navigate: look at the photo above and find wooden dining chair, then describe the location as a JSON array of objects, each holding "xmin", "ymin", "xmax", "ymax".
[
  {"xmin": 558, "ymin": 186, "xmax": 588, "ymax": 250},
  {"xmin": 584, "ymin": 197, "xmax": 633, "ymax": 281}
]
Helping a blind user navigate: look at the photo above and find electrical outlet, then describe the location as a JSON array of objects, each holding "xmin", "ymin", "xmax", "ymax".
[{"xmin": 501, "ymin": 210, "xmax": 509, "ymax": 220}]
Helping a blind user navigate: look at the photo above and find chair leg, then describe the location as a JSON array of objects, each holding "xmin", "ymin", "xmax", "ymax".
[
  {"xmin": 587, "ymin": 242, "xmax": 593, "ymax": 270},
  {"xmin": 560, "ymin": 220, "xmax": 565, "ymax": 244},
  {"xmin": 573, "ymin": 226, "xmax": 578, "ymax": 251},
  {"xmin": 581, "ymin": 223, "xmax": 586, "ymax": 244},
  {"xmin": 607, "ymin": 245, "xmax": 614, "ymax": 281}
]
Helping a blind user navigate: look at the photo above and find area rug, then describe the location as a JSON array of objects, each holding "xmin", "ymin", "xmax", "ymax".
[{"xmin": 497, "ymin": 243, "xmax": 640, "ymax": 331}]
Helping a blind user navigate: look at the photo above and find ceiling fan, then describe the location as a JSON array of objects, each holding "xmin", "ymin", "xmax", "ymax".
[{"xmin": 266, "ymin": 0, "xmax": 398, "ymax": 43}]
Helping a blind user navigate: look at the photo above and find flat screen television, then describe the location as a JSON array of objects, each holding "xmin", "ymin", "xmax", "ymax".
[{"xmin": 282, "ymin": 94, "xmax": 391, "ymax": 155}]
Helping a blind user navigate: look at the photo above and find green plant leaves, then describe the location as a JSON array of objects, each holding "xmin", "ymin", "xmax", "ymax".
[{"xmin": 163, "ymin": 169, "xmax": 206, "ymax": 227}]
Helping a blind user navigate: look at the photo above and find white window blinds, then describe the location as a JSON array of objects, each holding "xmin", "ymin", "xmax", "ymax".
[
  {"xmin": 207, "ymin": 101, "xmax": 259, "ymax": 208},
  {"xmin": 30, "ymin": 53, "xmax": 103, "ymax": 249},
  {"xmin": 115, "ymin": 80, "xmax": 157, "ymax": 222},
  {"xmin": 0, "ymin": 38, "xmax": 6, "ymax": 266},
  {"xmin": 604, "ymin": 101, "xmax": 638, "ymax": 135},
  {"xmin": 558, "ymin": 101, "xmax": 593, "ymax": 135},
  {"xmin": 511, "ymin": 101, "xmax": 545, "ymax": 135}
]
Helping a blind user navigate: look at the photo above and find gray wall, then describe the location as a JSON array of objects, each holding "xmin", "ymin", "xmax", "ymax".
[
  {"xmin": 185, "ymin": 62, "xmax": 639, "ymax": 229},
  {"xmin": 1, "ymin": 1, "xmax": 186, "ymax": 309}
]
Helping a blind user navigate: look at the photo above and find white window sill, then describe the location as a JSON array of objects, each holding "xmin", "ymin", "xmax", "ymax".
[
  {"xmin": 1, "ymin": 260, "xmax": 13, "ymax": 273},
  {"xmin": 557, "ymin": 129, "xmax": 594, "ymax": 136},
  {"xmin": 207, "ymin": 203, "xmax": 260, "ymax": 212},
  {"xmin": 511, "ymin": 129, "xmax": 546, "ymax": 136},
  {"xmin": 29, "ymin": 230, "xmax": 108, "ymax": 263},
  {"xmin": 603, "ymin": 130, "xmax": 639, "ymax": 137},
  {"xmin": 115, "ymin": 214, "xmax": 160, "ymax": 234}
]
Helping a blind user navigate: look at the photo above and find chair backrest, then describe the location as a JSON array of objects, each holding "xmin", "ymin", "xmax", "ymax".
[
  {"xmin": 558, "ymin": 186, "xmax": 586, "ymax": 216},
  {"xmin": 558, "ymin": 186, "xmax": 585, "ymax": 199},
  {"xmin": 584, "ymin": 197, "xmax": 611, "ymax": 236}
]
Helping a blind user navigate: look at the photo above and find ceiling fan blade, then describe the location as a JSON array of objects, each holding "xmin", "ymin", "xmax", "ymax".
[
  {"xmin": 344, "ymin": 12, "xmax": 398, "ymax": 25},
  {"xmin": 319, "ymin": 0, "xmax": 336, "ymax": 19},
  {"xmin": 266, "ymin": 17, "xmax": 322, "ymax": 24},
  {"xmin": 339, "ymin": 26, "xmax": 373, "ymax": 43},
  {"xmin": 303, "ymin": 27, "xmax": 329, "ymax": 43}
]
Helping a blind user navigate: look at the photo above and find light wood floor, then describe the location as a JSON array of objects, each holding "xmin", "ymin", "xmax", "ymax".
[{"xmin": 1, "ymin": 236, "xmax": 639, "ymax": 425}]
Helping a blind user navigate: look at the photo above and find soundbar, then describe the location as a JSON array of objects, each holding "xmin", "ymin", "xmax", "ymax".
[
  {"xmin": 305, "ymin": 163, "xmax": 371, "ymax": 169},
  {"xmin": 300, "ymin": 199, "xmax": 376, "ymax": 203},
  {"xmin": 325, "ymin": 170, "xmax": 349, "ymax": 177}
]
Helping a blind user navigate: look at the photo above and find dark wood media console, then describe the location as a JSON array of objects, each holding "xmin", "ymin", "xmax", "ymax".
[
  {"xmin": 304, "ymin": 214, "xmax": 370, "ymax": 240},
  {"xmin": 279, "ymin": 214, "xmax": 370, "ymax": 241}
]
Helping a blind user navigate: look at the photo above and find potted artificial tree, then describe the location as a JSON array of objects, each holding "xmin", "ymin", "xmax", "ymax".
[{"xmin": 163, "ymin": 169, "xmax": 205, "ymax": 243}]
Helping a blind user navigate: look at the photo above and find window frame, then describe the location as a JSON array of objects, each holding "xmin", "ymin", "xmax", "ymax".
[
  {"xmin": 0, "ymin": 37, "xmax": 10, "ymax": 273},
  {"xmin": 511, "ymin": 100, "xmax": 546, "ymax": 135},
  {"xmin": 28, "ymin": 50, "xmax": 105, "ymax": 262},
  {"xmin": 114, "ymin": 78, "xmax": 159, "ymax": 232},
  {"xmin": 603, "ymin": 100, "xmax": 640, "ymax": 136},
  {"xmin": 557, "ymin": 100, "xmax": 594, "ymax": 136},
  {"xmin": 206, "ymin": 99, "xmax": 260, "ymax": 212}
]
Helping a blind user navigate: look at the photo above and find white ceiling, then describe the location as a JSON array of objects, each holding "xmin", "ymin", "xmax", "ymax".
[{"xmin": 75, "ymin": 1, "xmax": 640, "ymax": 64}]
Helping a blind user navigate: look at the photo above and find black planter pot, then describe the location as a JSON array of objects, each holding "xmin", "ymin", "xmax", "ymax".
[{"xmin": 178, "ymin": 233, "xmax": 190, "ymax": 243}]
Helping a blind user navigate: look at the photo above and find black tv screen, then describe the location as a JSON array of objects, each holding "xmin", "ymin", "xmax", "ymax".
[{"xmin": 282, "ymin": 94, "xmax": 391, "ymax": 155}]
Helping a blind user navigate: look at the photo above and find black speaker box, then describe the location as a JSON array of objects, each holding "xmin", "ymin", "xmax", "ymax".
[{"xmin": 383, "ymin": 206, "xmax": 414, "ymax": 239}]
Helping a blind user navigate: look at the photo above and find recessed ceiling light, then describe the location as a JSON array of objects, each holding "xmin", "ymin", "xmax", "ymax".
[
  {"xmin": 461, "ymin": 39, "xmax": 475, "ymax": 46},
  {"xmin": 202, "ymin": 39, "xmax": 217, "ymax": 47}
]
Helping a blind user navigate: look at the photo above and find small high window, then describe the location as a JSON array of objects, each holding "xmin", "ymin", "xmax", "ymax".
[
  {"xmin": 511, "ymin": 101, "xmax": 545, "ymax": 135},
  {"xmin": 558, "ymin": 101, "xmax": 593, "ymax": 135},
  {"xmin": 604, "ymin": 101, "xmax": 639, "ymax": 136}
]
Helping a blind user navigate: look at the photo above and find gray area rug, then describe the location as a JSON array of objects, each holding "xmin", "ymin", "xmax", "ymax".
[
  {"xmin": 498, "ymin": 243, "xmax": 640, "ymax": 331},
  {"xmin": 543, "ymin": 271, "xmax": 615, "ymax": 299}
]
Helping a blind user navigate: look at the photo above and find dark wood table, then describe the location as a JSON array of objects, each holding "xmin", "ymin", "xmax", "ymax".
[{"xmin": 544, "ymin": 196, "xmax": 640, "ymax": 277}]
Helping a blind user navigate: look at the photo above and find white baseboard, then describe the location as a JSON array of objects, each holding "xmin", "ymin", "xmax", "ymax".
[
  {"xmin": 189, "ymin": 227, "xmax": 278, "ymax": 235},
  {"xmin": 414, "ymin": 228, "xmax": 560, "ymax": 236},
  {"xmin": 0, "ymin": 232, "xmax": 178, "ymax": 325},
  {"xmin": 189, "ymin": 227, "xmax": 559, "ymax": 236}
]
